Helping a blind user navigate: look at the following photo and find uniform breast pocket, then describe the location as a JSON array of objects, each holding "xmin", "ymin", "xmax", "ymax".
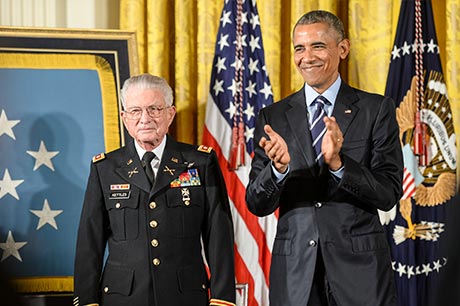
[
  {"xmin": 165, "ymin": 187, "xmax": 204, "ymax": 238},
  {"xmin": 105, "ymin": 189, "xmax": 140, "ymax": 241}
]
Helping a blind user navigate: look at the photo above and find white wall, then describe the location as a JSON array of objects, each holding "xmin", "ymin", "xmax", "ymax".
[{"xmin": 0, "ymin": 0, "xmax": 119, "ymax": 29}]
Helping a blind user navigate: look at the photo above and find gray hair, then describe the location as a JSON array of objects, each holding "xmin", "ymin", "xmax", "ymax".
[
  {"xmin": 294, "ymin": 10, "xmax": 346, "ymax": 43},
  {"xmin": 120, "ymin": 74, "xmax": 174, "ymax": 109}
]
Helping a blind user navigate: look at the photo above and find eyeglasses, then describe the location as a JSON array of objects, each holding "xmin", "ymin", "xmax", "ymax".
[{"xmin": 123, "ymin": 105, "xmax": 170, "ymax": 120}]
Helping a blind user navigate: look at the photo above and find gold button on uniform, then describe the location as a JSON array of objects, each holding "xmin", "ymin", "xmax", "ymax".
[
  {"xmin": 149, "ymin": 202, "xmax": 156, "ymax": 209},
  {"xmin": 104, "ymin": 286, "xmax": 109, "ymax": 293},
  {"xmin": 184, "ymin": 200, "xmax": 190, "ymax": 206},
  {"xmin": 150, "ymin": 220, "xmax": 158, "ymax": 228},
  {"xmin": 115, "ymin": 203, "xmax": 121, "ymax": 209},
  {"xmin": 153, "ymin": 258, "xmax": 161, "ymax": 266},
  {"xmin": 151, "ymin": 239, "xmax": 159, "ymax": 247}
]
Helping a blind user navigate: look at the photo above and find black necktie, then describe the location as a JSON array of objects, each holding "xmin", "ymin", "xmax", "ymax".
[
  {"xmin": 142, "ymin": 151, "xmax": 156, "ymax": 185},
  {"xmin": 310, "ymin": 96, "xmax": 329, "ymax": 165}
]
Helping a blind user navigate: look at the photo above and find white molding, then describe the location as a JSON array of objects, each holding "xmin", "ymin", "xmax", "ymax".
[
  {"xmin": 11, "ymin": 0, "xmax": 23, "ymax": 26},
  {"xmin": 34, "ymin": 0, "xmax": 44, "ymax": 26},
  {"xmin": 0, "ymin": 0, "xmax": 11, "ymax": 25},
  {"xmin": 66, "ymin": 0, "xmax": 96, "ymax": 28},
  {"xmin": 0, "ymin": 0, "xmax": 118, "ymax": 29},
  {"xmin": 23, "ymin": 0, "xmax": 33, "ymax": 26},
  {"xmin": 44, "ymin": 0, "xmax": 57, "ymax": 27}
]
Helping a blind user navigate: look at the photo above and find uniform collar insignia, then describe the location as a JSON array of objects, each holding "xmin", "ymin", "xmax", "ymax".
[
  {"xmin": 128, "ymin": 167, "xmax": 139, "ymax": 178},
  {"xmin": 163, "ymin": 165, "xmax": 175, "ymax": 175},
  {"xmin": 185, "ymin": 162, "xmax": 195, "ymax": 168}
]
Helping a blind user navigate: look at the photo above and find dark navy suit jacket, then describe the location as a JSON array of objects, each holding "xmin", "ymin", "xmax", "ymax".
[{"xmin": 246, "ymin": 82, "xmax": 403, "ymax": 306}]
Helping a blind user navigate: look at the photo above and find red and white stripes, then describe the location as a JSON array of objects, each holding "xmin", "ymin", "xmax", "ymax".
[{"xmin": 204, "ymin": 94, "xmax": 277, "ymax": 306}]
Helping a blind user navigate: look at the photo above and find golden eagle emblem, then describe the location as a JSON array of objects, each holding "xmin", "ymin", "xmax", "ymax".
[{"xmin": 390, "ymin": 71, "xmax": 457, "ymax": 244}]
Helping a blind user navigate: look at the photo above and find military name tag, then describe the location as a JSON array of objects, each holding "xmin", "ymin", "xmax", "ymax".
[{"xmin": 109, "ymin": 191, "xmax": 131, "ymax": 199}]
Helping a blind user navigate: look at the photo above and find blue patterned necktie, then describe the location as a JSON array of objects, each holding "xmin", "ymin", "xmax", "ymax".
[{"xmin": 310, "ymin": 96, "xmax": 329, "ymax": 164}]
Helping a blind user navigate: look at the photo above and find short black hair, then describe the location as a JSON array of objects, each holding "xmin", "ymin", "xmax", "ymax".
[{"xmin": 294, "ymin": 10, "xmax": 346, "ymax": 42}]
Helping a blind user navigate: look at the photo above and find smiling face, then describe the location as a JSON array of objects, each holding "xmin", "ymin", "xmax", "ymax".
[
  {"xmin": 293, "ymin": 22, "xmax": 350, "ymax": 94},
  {"xmin": 121, "ymin": 86, "xmax": 176, "ymax": 151}
]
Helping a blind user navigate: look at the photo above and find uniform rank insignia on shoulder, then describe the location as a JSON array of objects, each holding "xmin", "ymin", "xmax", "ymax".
[
  {"xmin": 92, "ymin": 153, "xmax": 106, "ymax": 163},
  {"xmin": 197, "ymin": 145, "xmax": 212, "ymax": 153}
]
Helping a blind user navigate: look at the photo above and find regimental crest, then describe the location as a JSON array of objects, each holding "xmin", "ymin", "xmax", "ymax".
[{"xmin": 393, "ymin": 72, "xmax": 457, "ymax": 244}]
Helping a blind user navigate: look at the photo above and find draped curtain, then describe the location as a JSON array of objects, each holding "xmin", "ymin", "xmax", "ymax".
[{"xmin": 119, "ymin": 0, "xmax": 459, "ymax": 159}]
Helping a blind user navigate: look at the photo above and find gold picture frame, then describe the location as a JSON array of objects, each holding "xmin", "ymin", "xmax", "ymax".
[
  {"xmin": 0, "ymin": 26, "xmax": 139, "ymax": 150},
  {"xmin": 0, "ymin": 26, "xmax": 138, "ymax": 293}
]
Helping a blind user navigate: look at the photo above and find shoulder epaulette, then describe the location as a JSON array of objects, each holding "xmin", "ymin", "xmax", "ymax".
[
  {"xmin": 92, "ymin": 153, "xmax": 106, "ymax": 163},
  {"xmin": 197, "ymin": 145, "xmax": 212, "ymax": 153}
]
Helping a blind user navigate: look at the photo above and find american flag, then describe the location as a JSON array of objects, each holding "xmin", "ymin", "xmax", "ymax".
[
  {"xmin": 380, "ymin": 0, "xmax": 458, "ymax": 305},
  {"xmin": 202, "ymin": 0, "xmax": 275, "ymax": 305}
]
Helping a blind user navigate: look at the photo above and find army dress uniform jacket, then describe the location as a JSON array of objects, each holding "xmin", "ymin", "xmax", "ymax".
[
  {"xmin": 246, "ymin": 82, "xmax": 404, "ymax": 306},
  {"xmin": 74, "ymin": 136, "xmax": 236, "ymax": 306}
]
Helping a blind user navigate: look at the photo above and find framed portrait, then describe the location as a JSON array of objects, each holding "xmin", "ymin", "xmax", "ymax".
[{"xmin": 0, "ymin": 27, "xmax": 138, "ymax": 293}]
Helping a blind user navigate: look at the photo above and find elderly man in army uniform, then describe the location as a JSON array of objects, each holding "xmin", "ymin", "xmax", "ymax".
[{"xmin": 73, "ymin": 74, "xmax": 236, "ymax": 306}]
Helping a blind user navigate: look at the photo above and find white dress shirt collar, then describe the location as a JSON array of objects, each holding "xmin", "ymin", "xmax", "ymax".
[
  {"xmin": 304, "ymin": 75, "xmax": 342, "ymax": 107},
  {"xmin": 134, "ymin": 135, "xmax": 167, "ymax": 175}
]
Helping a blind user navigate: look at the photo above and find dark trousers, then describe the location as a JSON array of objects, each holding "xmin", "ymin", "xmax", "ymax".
[{"xmin": 307, "ymin": 248, "xmax": 338, "ymax": 306}]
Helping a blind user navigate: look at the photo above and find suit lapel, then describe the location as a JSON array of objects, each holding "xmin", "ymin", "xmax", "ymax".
[
  {"xmin": 286, "ymin": 89, "xmax": 316, "ymax": 166},
  {"xmin": 332, "ymin": 83, "xmax": 360, "ymax": 137},
  {"xmin": 115, "ymin": 142, "xmax": 151, "ymax": 193}
]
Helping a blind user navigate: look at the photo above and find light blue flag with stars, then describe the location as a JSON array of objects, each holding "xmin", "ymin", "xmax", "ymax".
[{"xmin": 0, "ymin": 68, "xmax": 106, "ymax": 289}]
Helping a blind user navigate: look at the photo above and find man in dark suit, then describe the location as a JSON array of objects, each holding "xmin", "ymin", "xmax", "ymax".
[
  {"xmin": 74, "ymin": 74, "xmax": 236, "ymax": 306},
  {"xmin": 246, "ymin": 10, "xmax": 403, "ymax": 306}
]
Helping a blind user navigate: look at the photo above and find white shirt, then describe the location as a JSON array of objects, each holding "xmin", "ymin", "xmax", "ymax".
[
  {"xmin": 134, "ymin": 136, "xmax": 167, "ymax": 177},
  {"xmin": 272, "ymin": 75, "xmax": 344, "ymax": 182}
]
